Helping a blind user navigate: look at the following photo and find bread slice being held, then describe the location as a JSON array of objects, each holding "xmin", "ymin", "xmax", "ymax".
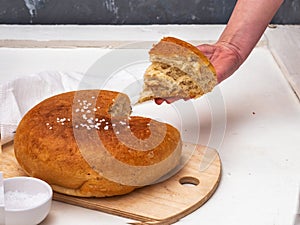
[{"xmin": 138, "ymin": 37, "xmax": 217, "ymax": 103}]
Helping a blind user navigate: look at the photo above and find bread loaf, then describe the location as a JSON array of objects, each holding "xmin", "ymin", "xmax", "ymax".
[
  {"xmin": 138, "ymin": 37, "xmax": 217, "ymax": 103},
  {"xmin": 14, "ymin": 90, "xmax": 182, "ymax": 197}
]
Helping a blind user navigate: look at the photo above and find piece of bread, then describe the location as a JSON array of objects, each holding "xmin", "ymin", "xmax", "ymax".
[
  {"xmin": 138, "ymin": 37, "xmax": 217, "ymax": 103},
  {"xmin": 14, "ymin": 90, "xmax": 182, "ymax": 197}
]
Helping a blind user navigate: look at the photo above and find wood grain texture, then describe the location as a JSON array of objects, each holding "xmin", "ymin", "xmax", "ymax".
[{"xmin": 0, "ymin": 142, "xmax": 221, "ymax": 224}]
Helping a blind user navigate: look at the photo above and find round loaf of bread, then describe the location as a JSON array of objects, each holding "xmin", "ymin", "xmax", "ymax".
[{"xmin": 14, "ymin": 90, "xmax": 182, "ymax": 197}]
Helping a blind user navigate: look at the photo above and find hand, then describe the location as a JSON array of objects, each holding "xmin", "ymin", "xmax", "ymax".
[
  {"xmin": 197, "ymin": 41, "xmax": 243, "ymax": 83},
  {"xmin": 154, "ymin": 41, "xmax": 243, "ymax": 104}
]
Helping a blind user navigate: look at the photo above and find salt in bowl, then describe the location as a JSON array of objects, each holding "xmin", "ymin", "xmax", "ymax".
[{"xmin": 3, "ymin": 176, "xmax": 52, "ymax": 225}]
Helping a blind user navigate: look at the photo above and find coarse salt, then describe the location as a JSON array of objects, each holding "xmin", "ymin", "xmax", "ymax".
[
  {"xmin": 119, "ymin": 121, "xmax": 126, "ymax": 125},
  {"xmin": 4, "ymin": 191, "xmax": 48, "ymax": 210}
]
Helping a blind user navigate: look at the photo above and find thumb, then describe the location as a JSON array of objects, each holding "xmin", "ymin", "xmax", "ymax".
[{"xmin": 196, "ymin": 44, "xmax": 215, "ymax": 59}]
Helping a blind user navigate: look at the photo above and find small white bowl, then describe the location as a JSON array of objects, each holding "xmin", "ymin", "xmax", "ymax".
[{"xmin": 3, "ymin": 176, "xmax": 52, "ymax": 225}]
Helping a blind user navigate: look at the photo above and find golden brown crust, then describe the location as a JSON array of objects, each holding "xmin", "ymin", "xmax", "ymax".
[
  {"xmin": 150, "ymin": 36, "xmax": 216, "ymax": 75},
  {"xmin": 159, "ymin": 37, "xmax": 211, "ymax": 65},
  {"xmin": 14, "ymin": 90, "xmax": 182, "ymax": 197}
]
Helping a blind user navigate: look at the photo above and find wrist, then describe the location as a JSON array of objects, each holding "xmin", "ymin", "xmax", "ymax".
[{"xmin": 215, "ymin": 40, "xmax": 244, "ymax": 68}]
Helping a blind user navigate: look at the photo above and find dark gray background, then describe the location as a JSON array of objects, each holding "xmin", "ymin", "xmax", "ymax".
[{"xmin": 0, "ymin": 0, "xmax": 299, "ymax": 25}]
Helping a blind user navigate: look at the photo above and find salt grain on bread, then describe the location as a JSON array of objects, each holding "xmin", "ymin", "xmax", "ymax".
[
  {"xmin": 138, "ymin": 36, "xmax": 217, "ymax": 103},
  {"xmin": 14, "ymin": 90, "xmax": 182, "ymax": 197}
]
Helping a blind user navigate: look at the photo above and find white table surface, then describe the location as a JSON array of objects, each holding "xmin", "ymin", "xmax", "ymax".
[{"xmin": 0, "ymin": 25, "xmax": 299, "ymax": 225}]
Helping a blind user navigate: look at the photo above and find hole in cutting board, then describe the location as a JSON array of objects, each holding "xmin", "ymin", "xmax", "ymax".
[{"xmin": 179, "ymin": 176, "xmax": 199, "ymax": 187}]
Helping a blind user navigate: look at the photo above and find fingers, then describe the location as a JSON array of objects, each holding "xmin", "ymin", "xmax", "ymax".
[
  {"xmin": 154, "ymin": 97, "xmax": 190, "ymax": 105},
  {"xmin": 154, "ymin": 98, "xmax": 175, "ymax": 105},
  {"xmin": 165, "ymin": 97, "xmax": 178, "ymax": 104},
  {"xmin": 154, "ymin": 98, "xmax": 164, "ymax": 105}
]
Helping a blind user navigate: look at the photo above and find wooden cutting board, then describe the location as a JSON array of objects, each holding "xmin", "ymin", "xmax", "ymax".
[{"xmin": 0, "ymin": 142, "xmax": 221, "ymax": 224}]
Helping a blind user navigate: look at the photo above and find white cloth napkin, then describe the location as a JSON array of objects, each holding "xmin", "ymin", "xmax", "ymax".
[{"xmin": 0, "ymin": 71, "xmax": 84, "ymax": 146}]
